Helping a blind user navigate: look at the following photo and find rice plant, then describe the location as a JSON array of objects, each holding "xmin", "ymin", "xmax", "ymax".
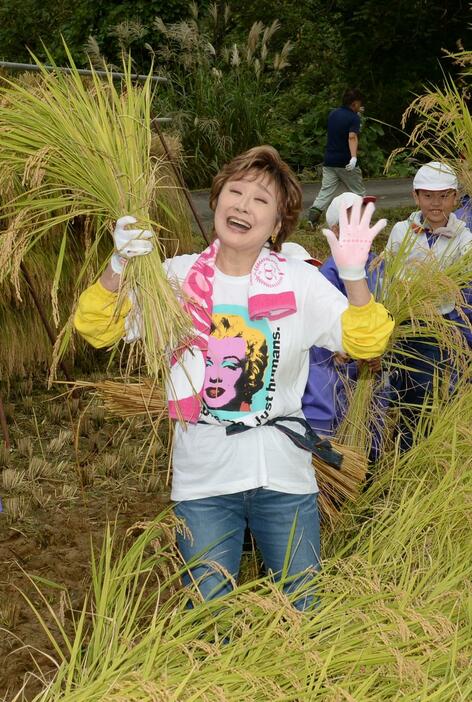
[
  {"xmin": 57, "ymin": 484, "xmax": 78, "ymax": 502},
  {"xmin": 0, "ymin": 229, "xmax": 104, "ymax": 380},
  {"xmin": 386, "ymin": 51, "xmax": 472, "ymax": 197},
  {"xmin": 336, "ymin": 244, "xmax": 472, "ymax": 455},
  {"xmin": 0, "ymin": 442, "xmax": 10, "ymax": 466},
  {"xmin": 99, "ymin": 452, "xmax": 120, "ymax": 478},
  {"xmin": 47, "ymin": 429, "xmax": 73, "ymax": 454},
  {"xmin": 31, "ymin": 485, "xmax": 52, "ymax": 508},
  {"xmin": 4, "ymin": 495, "xmax": 32, "ymax": 522},
  {"xmin": 0, "ymin": 48, "xmax": 192, "ymax": 383},
  {"xmin": 28, "ymin": 456, "xmax": 53, "ymax": 481},
  {"xmin": 16, "ymin": 436, "xmax": 33, "ymax": 459},
  {"xmin": 19, "ymin": 387, "xmax": 472, "ymax": 701},
  {"xmin": 2, "ymin": 467, "xmax": 25, "ymax": 490}
]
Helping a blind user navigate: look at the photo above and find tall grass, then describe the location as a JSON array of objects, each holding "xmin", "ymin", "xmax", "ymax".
[{"xmin": 87, "ymin": 7, "xmax": 292, "ymax": 188}]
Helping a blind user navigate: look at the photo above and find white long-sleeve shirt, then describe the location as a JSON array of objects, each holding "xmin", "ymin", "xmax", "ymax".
[
  {"xmin": 385, "ymin": 211, "xmax": 472, "ymax": 313},
  {"xmin": 386, "ymin": 211, "xmax": 472, "ymax": 265}
]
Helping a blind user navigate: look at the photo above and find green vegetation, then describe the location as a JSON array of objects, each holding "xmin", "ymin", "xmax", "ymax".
[{"xmin": 0, "ymin": 1, "xmax": 468, "ymax": 186}]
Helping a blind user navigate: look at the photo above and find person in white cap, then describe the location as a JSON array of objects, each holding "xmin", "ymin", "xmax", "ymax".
[
  {"xmin": 325, "ymin": 192, "xmax": 377, "ymax": 231},
  {"xmin": 386, "ymin": 161, "xmax": 472, "ymax": 273},
  {"xmin": 302, "ymin": 192, "xmax": 390, "ymax": 462},
  {"xmin": 385, "ymin": 161, "xmax": 472, "ymax": 451}
]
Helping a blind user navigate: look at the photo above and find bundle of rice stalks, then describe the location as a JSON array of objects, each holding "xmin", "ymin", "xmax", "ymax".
[
  {"xmin": 0, "ymin": 49, "xmax": 192, "ymax": 381},
  {"xmin": 313, "ymin": 441, "xmax": 367, "ymax": 527},
  {"xmin": 0, "ymin": 233, "xmax": 98, "ymax": 380},
  {"xmin": 335, "ymin": 246, "xmax": 472, "ymax": 455},
  {"xmin": 72, "ymin": 379, "xmax": 167, "ymax": 419}
]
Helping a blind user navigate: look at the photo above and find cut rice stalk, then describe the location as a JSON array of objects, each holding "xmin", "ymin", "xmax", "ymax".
[
  {"xmin": 72, "ymin": 379, "xmax": 167, "ymax": 419},
  {"xmin": 313, "ymin": 440, "xmax": 368, "ymax": 526}
]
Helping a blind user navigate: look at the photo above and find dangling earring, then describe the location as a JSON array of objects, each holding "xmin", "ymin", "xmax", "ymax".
[{"xmin": 270, "ymin": 232, "xmax": 277, "ymax": 245}]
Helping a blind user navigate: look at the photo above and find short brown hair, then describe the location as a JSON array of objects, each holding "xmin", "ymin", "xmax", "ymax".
[
  {"xmin": 209, "ymin": 145, "xmax": 302, "ymax": 252},
  {"xmin": 342, "ymin": 88, "xmax": 364, "ymax": 107}
]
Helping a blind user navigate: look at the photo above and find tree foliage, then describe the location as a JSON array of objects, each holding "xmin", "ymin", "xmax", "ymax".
[
  {"xmin": 0, "ymin": 0, "xmax": 468, "ymax": 184},
  {"xmin": 333, "ymin": 0, "xmax": 468, "ymax": 127},
  {"xmin": 0, "ymin": 0, "xmax": 189, "ymax": 64}
]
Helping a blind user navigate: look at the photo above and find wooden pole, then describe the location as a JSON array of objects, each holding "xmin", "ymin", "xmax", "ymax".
[
  {"xmin": 0, "ymin": 391, "xmax": 11, "ymax": 449},
  {"xmin": 20, "ymin": 262, "xmax": 75, "ymax": 383},
  {"xmin": 153, "ymin": 120, "xmax": 211, "ymax": 246}
]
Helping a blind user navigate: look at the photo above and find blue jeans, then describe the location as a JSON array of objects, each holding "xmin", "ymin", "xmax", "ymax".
[{"xmin": 174, "ymin": 489, "xmax": 320, "ymax": 610}]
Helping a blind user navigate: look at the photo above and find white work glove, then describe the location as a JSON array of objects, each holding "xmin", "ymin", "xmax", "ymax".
[
  {"xmin": 345, "ymin": 157, "xmax": 357, "ymax": 171},
  {"xmin": 322, "ymin": 199, "xmax": 387, "ymax": 281},
  {"xmin": 111, "ymin": 215, "xmax": 154, "ymax": 274}
]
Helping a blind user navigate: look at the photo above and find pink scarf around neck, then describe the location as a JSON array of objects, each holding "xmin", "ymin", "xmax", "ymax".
[{"xmin": 167, "ymin": 239, "xmax": 297, "ymax": 422}]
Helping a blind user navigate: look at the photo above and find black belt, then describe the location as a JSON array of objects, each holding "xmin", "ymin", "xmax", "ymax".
[{"xmin": 224, "ymin": 416, "xmax": 343, "ymax": 470}]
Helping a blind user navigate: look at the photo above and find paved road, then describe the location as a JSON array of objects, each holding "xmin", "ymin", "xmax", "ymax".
[{"xmin": 190, "ymin": 177, "xmax": 412, "ymax": 227}]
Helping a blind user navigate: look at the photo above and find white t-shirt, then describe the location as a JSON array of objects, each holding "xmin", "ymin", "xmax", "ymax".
[{"xmin": 165, "ymin": 254, "xmax": 349, "ymax": 501}]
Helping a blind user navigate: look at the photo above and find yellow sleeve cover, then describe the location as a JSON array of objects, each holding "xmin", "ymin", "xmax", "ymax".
[
  {"xmin": 341, "ymin": 295, "xmax": 395, "ymax": 359},
  {"xmin": 73, "ymin": 281, "xmax": 131, "ymax": 349}
]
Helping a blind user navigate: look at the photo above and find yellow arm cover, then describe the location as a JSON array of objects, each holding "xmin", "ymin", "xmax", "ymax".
[
  {"xmin": 342, "ymin": 295, "xmax": 395, "ymax": 359},
  {"xmin": 73, "ymin": 281, "xmax": 131, "ymax": 349}
]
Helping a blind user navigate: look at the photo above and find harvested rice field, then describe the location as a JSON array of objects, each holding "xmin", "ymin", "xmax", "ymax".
[
  {"xmin": 0, "ymin": 382, "xmax": 171, "ymax": 699},
  {"xmin": 1, "ymin": 365, "xmax": 471, "ymax": 701},
  {"xmin": 1, "ymin": 207, "xmax": 471, "ymax": 700}
]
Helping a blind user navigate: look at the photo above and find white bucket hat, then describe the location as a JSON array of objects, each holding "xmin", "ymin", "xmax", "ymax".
[
  {"xmin": 280, "ymin": 242, "xmax": 312, "ymax": 260},
  {"xmin": 413, "ymin": 161, "xmax": 458, "ymax": 191},
  {"xmin": 325, "ymin": 192, "xmax": 377, "ymax": 227}
]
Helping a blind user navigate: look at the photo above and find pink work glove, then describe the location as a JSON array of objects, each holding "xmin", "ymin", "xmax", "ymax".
[{"xmin": 322, "ymin": 199, "xmax": 387, "ymax": 280}]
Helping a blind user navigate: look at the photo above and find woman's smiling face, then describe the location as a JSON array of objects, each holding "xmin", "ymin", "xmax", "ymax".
[{"xmin": 213, "ymin": 171, "xmax": 281, "ymax": 258}]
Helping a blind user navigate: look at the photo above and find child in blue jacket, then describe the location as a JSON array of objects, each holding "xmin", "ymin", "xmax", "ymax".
[{"xmin": 302, "ymin": 193, "xmax": 390, "ymax": 461}]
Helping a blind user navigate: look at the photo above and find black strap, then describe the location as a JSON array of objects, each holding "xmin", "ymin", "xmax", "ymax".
[{"xmin": 225, "ymin": 416, "xmax": 343, "ymax": 470}]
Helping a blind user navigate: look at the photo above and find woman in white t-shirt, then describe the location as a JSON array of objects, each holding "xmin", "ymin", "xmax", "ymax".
[{"xmin": 74, "ymin": 145, "xmax": 394, "ymax": 609}]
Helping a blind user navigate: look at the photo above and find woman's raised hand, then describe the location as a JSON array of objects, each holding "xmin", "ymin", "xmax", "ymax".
[
  {"xmin": 111, "ymin": 215, "xmax": 154, "ymax": 274},
  {"xmin": 323, "ymin": 200, "xmax": 387, "ymax": 281}
]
